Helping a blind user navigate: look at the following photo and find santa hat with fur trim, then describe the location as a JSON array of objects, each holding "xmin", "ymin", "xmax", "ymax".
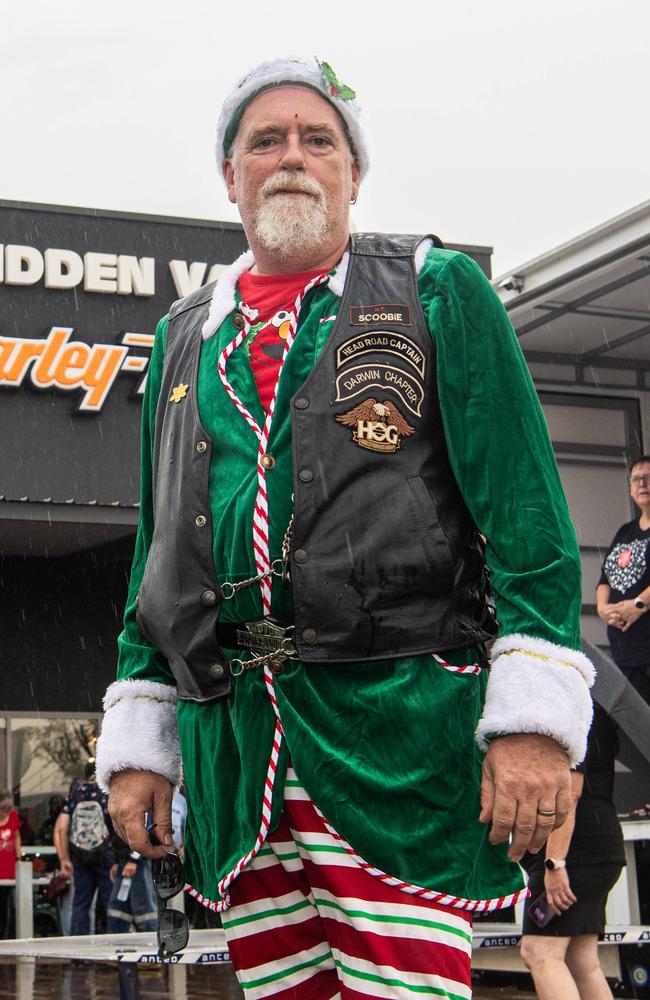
[{"xmin": 216, "ymin": 56, "xmax": 369, "ymax": 182}]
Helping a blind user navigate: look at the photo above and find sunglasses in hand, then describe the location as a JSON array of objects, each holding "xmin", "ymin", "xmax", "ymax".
[{"xmin": 148, "ymin": 824, "xmax": 190, "ymax": 959}]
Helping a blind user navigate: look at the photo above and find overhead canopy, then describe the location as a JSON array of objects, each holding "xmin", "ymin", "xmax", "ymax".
[{"xmin": 496, "ymin": 200, "xmax": 650, "ymax": 390}]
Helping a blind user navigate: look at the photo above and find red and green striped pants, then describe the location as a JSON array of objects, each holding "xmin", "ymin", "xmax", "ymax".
[{"xmin": 221, "ymin": 769, "xmax": 473, "ymax": 999}]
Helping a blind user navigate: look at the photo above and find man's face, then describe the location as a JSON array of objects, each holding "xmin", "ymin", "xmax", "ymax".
[
  {"xmin": 222, "ymin": 86, "xmax": 360, "ymax": 263},
  {"xmin": 629, "ymin": 462, "xmax": 650, "ymax": 505}
]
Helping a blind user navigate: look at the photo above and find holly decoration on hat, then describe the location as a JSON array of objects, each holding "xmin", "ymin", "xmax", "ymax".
[{"xmin": 317, "ymin": 59, "xmax": 356, "ymax": 100}]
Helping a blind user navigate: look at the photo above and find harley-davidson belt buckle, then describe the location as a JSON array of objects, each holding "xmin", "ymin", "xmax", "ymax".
[{"xmin": 235, "ymin": 619, "xmax": 296, "ymax": 657}]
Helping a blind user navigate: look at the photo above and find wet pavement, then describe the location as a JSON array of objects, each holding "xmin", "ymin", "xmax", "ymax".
[
  {"xmin": 0, "ymin": 958, "xmax": 535, "ymax": 998},
  {"xmin": 0, "ymin": 958, "xmax": 243, "ymax": 998}
]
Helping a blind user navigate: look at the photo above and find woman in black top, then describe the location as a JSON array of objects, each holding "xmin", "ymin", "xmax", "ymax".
[
  {"xmin": 597, "ymin": 454, "xmax": 650, "ymax": 813},
  {"xmin": 520, "ymin": 704, "xmax": 625, "ymax": 999},
  {"xmin": 597, "ymin": 455, "xmax": 650, "ymax": 686}
]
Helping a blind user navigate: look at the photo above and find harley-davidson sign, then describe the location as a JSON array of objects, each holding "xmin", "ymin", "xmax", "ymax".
[{"xmin": 0, "ymin": 201, "xmax": 247, "ymax": 505}]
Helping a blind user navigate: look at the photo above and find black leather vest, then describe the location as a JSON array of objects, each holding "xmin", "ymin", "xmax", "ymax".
[
  {"xmin": 290, "ymin": 233, "xmax": 493, "ymax": 662},
  {"xmin": 137, "ymin": 234, "xmax": 495, "ymax": 702},
  {"xmin": 136, "ymin": 282, "xmax": 231, "ymax": 703}
]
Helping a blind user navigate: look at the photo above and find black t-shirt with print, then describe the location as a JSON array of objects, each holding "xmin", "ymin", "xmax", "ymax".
[{"xmin": 599, "ymin": 518, "xmax": 650, "ymax": 668}]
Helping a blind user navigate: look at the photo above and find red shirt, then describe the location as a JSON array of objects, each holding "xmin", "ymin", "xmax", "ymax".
[
  {"xmin": 238, "ymin": 269, "xmax": 327, "ymax": 412},
  {"xmin": 0, "ymin": 810, "xmax": 20, "ymax": 879}
]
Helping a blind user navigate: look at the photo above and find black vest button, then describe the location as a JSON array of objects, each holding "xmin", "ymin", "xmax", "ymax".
[
  {"xmin": 270, "ymin": 659, "xmax": 284, "ymax": 676},
  {"xmin": 294, "ymin": 549, "xmax": 308, "ymax": 563},
  {"xmin": 200, "ymin": 589, "xmax": 218, "ymax": 607},
  {"xmin": 209, "ymin": 663, "xmax": 225, "ymax": 680},
  {"xmin": 196, "ymin": 440, "xmax": 207, "ymax": 454},
  {"xmin": 232, "ymin": 312, "xmax": 245, "ymax": 330},
  {"xmin": 195, "ymin": 514, "xmax": 207, "ymax": 527},
  {"xmin": 299, "ymin": 469, "xmax": 314, "ymax": 483},
  {"xmin": 260, "ymin": 453, "xmax": 276, "ymax": 470},
  {"xmin": 294, "ymin": 397, "xmax": 309, "ymax": 409},
  {"xmin": 301, "ymin": 628, "xmax": 317, "ymax": 643}
]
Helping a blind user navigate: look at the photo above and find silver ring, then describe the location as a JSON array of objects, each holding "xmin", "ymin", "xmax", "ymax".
[
  {"xmin": 537, "ymin": 808, "xmax": 556, "ymax": 817},
  {"xmin": 230, "ymin": 659, "xmax": 245, "ymax": 677}
]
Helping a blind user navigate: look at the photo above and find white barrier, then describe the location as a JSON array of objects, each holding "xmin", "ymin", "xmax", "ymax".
[
  {"xmin": 15, "ymin": 863, "xmax": 34, "ymax": 939},
  {"xmin": 0, "ymin": 928, "xmax": 230, "ymax": 963},
  {"xmin": 0, "ymin": 865, "xmax": 52, "ymax": 939}
]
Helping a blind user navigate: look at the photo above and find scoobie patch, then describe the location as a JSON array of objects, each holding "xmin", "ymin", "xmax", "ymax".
[
  {"xmin": 336, "ymin": 397, "xmax": 415, "ymax": 452},
  {"xmin": 349, "ymin": 304, "xmax": 412, "ymax": 327},
  {"xmin": 336, "ymin": 332, "xmax": 425, "ymax": 378},
  {"xmin": 335, "ymin": 363, "xmax": 423, "ymax": 417}
]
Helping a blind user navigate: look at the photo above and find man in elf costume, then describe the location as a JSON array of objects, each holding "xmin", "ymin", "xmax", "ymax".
[{"xmin": 97, "ymin": 56, "xmax": 595, "ymax": 999}]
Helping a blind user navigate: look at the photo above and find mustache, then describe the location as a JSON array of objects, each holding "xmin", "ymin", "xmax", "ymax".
[{"xmin": 261, "ymin": 173, "xmax": 325, "ymax": 200}]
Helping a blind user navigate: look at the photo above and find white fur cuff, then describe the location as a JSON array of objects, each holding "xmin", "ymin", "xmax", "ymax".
[
  {"xmin": 475, "ymin": 635, "xmax": 595, "ymax": 766},
  {"xmin": 491, "ymin": 634, "xmax": 595, "ymax": 686},
  {"xmin": 96, "ymin": 679, "xmax": 181, "ymax": 792}
]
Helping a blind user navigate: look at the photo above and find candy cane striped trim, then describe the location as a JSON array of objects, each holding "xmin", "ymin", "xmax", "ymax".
[
  {"xmin": 185, "ymin": 883, "xmax": 228, "ymax": 913},
  {"xmin": 432, "ymin": 654, "xmax": 481, "ymax": 676},
  {"xmin": 217, "ymin": 273, "xmax": 329, "ymax": 614},
  {"xmin": 312, "ymin": 802, "xmax": 528, "ymax": 913},
  {"xmin": 187, "ymin": 666, "xmax": 286, "ymax": 912},
  {"xmin": 216, "ymin": 316, "xmax": 263, "ymax": 441}
]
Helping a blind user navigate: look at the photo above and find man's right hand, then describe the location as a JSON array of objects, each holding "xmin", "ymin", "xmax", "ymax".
[
  {"xmin": 60, "ymin": 860, "xmax": 73, "ymax": 879},
  {"xmin": 108, "ymin": 769, "xmax": 174, "ymax": 859}
]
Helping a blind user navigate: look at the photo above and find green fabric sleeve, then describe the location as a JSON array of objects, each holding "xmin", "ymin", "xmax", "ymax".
[
  {"xmin": 418, "ymin": 249, "xmax": 582, "ymax": 650},
  {"xmin": 116, "ymin": 315, "xmax": 175, "ymax": 684}
]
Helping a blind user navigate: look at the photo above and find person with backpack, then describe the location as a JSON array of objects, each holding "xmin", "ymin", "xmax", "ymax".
[{"xmin": 56, "ymin": 762, "xmax": 113, "ymax": 935}]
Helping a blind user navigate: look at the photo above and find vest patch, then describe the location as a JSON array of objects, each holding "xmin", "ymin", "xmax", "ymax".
[
  {"xmin": 334, "ymin": 363, "xmax": 424, "ymax": 417},
  {"xmin": 349, "ymin": 304, "xmax": 412, "ymax": 326},
  {"xmin": 336, "ymin": 332, "xmax": 426, "ymax": 378},
  {"xmin": 335, "ymin": 397, "xmax": 415, "ymax": 453}
]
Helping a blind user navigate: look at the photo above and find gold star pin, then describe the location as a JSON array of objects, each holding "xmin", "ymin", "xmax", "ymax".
[{"xmin": 170, "ymin": 383, "xmax": 189, "ymax": 403}]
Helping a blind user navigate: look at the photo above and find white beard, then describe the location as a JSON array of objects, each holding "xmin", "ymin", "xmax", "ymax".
[{"xmin": 252, "ymin": 174, "xmax": 329, "ymax": 259}]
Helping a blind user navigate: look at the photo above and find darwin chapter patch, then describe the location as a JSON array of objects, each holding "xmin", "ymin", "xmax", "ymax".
[
  {"xmin": 604, "ymin": 539, "xmax": 649, "ymax": 592},
  {"xmin": 335, "ymin": 398, "xmax": 415, "ymax": 453},
  {"xmin": 335, "ymin": 364, "xmax": 424, "ymax": 418}
]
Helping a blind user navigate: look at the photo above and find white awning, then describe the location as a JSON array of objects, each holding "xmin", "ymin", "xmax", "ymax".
[{"xmin": 495, "ymin": 201, "xmax": 650, "ymax": 389}]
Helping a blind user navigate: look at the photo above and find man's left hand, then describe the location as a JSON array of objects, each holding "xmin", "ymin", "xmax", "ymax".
[{"xmin": 479, "ymin": 733, "xmax": 571, "ymax": 861}]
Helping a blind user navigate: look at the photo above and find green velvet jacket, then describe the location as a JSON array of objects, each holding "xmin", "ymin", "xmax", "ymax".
[{"xmin": 116, "ymin": 247, "xmax": 582, "ymax": 908}]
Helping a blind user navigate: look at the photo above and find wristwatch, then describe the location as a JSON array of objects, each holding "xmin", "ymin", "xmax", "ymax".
[
  {"xmin": 634, "ymin": 599, "xmax": 647, "ymax": 611},
  {"xmin": 545, "ymin": 857, "xmax": 566, "ymax": 871}
]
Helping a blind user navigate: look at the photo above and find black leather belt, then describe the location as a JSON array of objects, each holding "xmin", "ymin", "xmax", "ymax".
[{"xmin": 215, "ymin": 617, "xmax": 296, "ymax": 657}]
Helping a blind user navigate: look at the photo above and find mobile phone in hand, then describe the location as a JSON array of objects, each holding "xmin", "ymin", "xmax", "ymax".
[{"xmin": 528, "ymin": 890, "xmax": 555, "ymax": 927}]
